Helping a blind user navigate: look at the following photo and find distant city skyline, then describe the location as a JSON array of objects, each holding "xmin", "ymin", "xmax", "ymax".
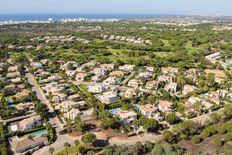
[{"xmin": 0, "ymin": 0, "xmax": 231, "ymax": 15}]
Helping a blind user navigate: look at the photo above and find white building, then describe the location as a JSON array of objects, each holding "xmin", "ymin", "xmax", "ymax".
[
  {"xmin": 158, "ymin": 100, "xmax": 173, "ymax": 113},
  {"xmin": 158, "ymin": 75, "xmax": 172, "ymax": 83},
  {"xmin": 117, "ymin": 110, "xmax": 137, "ymax": 124},
  {"xmin": 93, "ymin": 67, "xmax": 107, "ymax": 75},
  {"xmin": 88, "ymin": 84, "xmax": 107, "ymax": 93},
  {"xmin": 64, "ymin": 109, "xmax": 81, "ymax": 120},
  {"xmin": 75, "ymin": 73, "xmax": 87, "ymax": 82},
  {"xmin": 183, "ymin": 85, "xmax": 197, "ymax": 95},
  {"xmin": 96, "ymin": 91, "xmax": 120, "ymax": 104},
  {"xmin": 128, "ymin": 79, "xmax": 140, "ymax": 88},
  {"xmin": 164, "ymin": 82, "xmax": 178, "ymax": 93},
  {"xmin": 136, "ymin": 104, "xmax": 160, "ymax": 119},
  {"xmin": 119, "ymin": 64, "xmax": 135, "ymax": 72},
  {"xmin": 19, "ymin": 116, "xmax": 41, "ymax": 131},
  {"xmin": 103, "ymin": 77, "xmax": 117, "ymax": 85},
  {"xmin": 9, "ymin": 135, "xmax": 48, "ymax": 154},
  {"xmin": 62, "ymin": 100, "xmax": 86, "ymax": 110},
  {"xmin": 145, "ymin": 81, "xmax": 159, "ymax": 90}
]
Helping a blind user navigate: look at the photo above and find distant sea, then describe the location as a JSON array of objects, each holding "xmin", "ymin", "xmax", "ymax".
[{"xmin": 0, "ymin": 14, "xmax": 181, "ymax": 21}]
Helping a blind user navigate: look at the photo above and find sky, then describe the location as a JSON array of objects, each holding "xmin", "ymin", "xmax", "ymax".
[{"xmin": 0, "ymin": 0, "xmax": 231, "ymax": 15}]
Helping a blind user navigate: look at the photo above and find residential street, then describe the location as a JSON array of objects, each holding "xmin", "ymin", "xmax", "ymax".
[
  {"xmin": 26, "ymin": 73, "xmax": 77, "ymax": 155},
  {"xmin": 25, "ymin": 73, "xmax": 227, "ymax": 155},
  {"xmin": 26, "ymin": 73, "xmax": 64, "ymax": 129}
]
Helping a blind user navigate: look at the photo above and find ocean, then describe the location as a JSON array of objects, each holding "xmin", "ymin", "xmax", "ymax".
[{"xmin": 0, "ymin": 14, "xmax": 180, "ymax": 21}]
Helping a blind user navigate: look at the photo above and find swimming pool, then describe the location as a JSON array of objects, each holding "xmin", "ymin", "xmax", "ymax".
[
  {"xmin": 133, "ymin": 104, "xmax": 140, "ymax": 110},
  {"xmin": 30, "ymin": 130, "xmax": 48, "ymax": 137},
  {"xmin": 109, "ymin": 108, "xmax": 122, "ymax": 114}
]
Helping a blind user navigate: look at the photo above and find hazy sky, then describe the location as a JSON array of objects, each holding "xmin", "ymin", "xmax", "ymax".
[{"xmin": 0, "ymin": 0, "xmax": 231, "ymax": 15}]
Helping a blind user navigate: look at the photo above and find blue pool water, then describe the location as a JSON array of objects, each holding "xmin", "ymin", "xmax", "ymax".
[
  {"xmin": 109, "ymin": 108, "xmax": 122, "ymax": 114},
  {"xmin": 199, "ymin": 93, "xmax": 209, "ymax": 98},
  {"xmin": 30, "ymin": 130, "xmax": 48, "ymax": 137},
  {"xmin": 7, "ymin": 105, "xmax": 15, "ymax": 109},
  {"xmin": 133, "ymin": 104, "xmax": 140, "ymax": 110}
]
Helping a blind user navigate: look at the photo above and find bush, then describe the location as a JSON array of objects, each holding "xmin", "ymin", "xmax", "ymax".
[
  {"xmin": 144, "ymin": 141, "xmax": 154, "ymax": 152},
  {"xmin": 162, "ymin": 130, "xmax": 176, "ymax": 143},
  {"xmin": 78, "ymin": 144, "xmax": 87, "ymax": 154},
  {"xmin": 165, "ymin": 113, "xmax": 180, "ymax": 124},
  {"xmin": 173, "ymin": 120, "xmax": 200, "ymax": 140},
  {"xmin": 152, "ymin": 144, "xmax": 164, "ymax": 155},
  {"xmin": 210, "ymin": 113, "xmax": 222, "ymax": 124},
  {"xmin": 202, "ymin": 126, "xmax": 217, "ymax": 138},
  {"xmin": 81, "ymin": 133, "xmax": 97, "ymax": 145},
  {"xmin": 151, "ymin": 143, "xmax": 184, "ymax": 155},
  {"xmin": 191, "ymin": 135, "xmax": 202, "ymax": 144},
  {"xmin": 87, "ymin": 150, "xmax": 95, "ymax": 155},
  {"xmin": 225, "ymin": 133, "xmax": 232, "ymax": 142},
  {"xmin": 224, "ymin": 104, "xmax": 232, "ymax": 119},
  {"xmin": 224, "ymin": 122, "xmax": 232, "ymax": 133},
  {"xmin": 213, "ymin": 136, "xmax": 223, "ymax": 147},
  {"xmin": 217, "ymin": 125, "xmax": 227, "ymax": 134}
]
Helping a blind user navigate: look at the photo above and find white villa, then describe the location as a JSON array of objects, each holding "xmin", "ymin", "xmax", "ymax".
[
  {"xmin": 128, "ymin": 79, "xmax": 141, "ymax": 88},
  {"xmin": 64, "ymin": 108, "xmax": 81, "ymax": 120},
  {"xmin": 164, "ymin": 82, "xmax": 178, "ymax": 93},
  {"xmin": 158, "ymin": 100, "xmax": 173, "ymax": 113},
  {"xmin": 117, "ymin": 110, "xmax": 137, "ymax": 124},
  {"xmin": 96, "ymin": 91, "xmax": 120, "ymax": 104},
  {"xmin": 119, "ymin": 64, "xmax": 135, "ymax": 72},
  {"xmin": 19, "ymin": 115, "xmax": 41, "ymax": 131},
  {"xmin": 88, "ymin": 84, "xmax": 107, "ymax": 93},
  {"xmin": 145, "ymin": 81, "xmax": 159, "ymax": 90},
  {"xmin": 136, "ymin": 104, "xmax": 160, "ymax": 120}
]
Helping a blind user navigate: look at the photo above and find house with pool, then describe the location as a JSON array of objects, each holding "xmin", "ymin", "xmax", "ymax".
[
  {"xmin": 8, "ymin": 116, "xmax": 42, "ymax": 132},
  {"xmin": 96, "ymin": 91, "xmax": 120, "ymax": 104},
  {"xmin": 134, "ymin": 104, "xmax": 161, "ymax": 120},
  {"xmin": 9, "ymin": 135, "xmax": 48, "ymax": 154},
  {"xmin": 19, "ymin": 115, "xmax": 41, "ymax": 131},
  {"xmin": 109, "ymin": 108, "xmax": 137, "ymax": 124}
]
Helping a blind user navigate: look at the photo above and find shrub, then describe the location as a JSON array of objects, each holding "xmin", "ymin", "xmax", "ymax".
[
  {"xmin": 202, "ymin": 126, "xmax": 217, "ymax": 138},
  {"xmin": 162, "ymin": 130, "xmax": 176, "ymax": 143},
  {"xmin": 165, "ymin": 113, "xmax": 180, "ymax": 124},
  {"xmin": 225, "ymin": 133, "xmax": 232, "ymax": 142},
  {"xmin": 191, "ymin": 135, "xmax": 202, "ymax": 144},
  {"xmin": 144, "ymin": 141, "xmax": 154, "ymax": 152},
  {"xmin": 81, "ymin": 133, "xmax": 97, "ymax": 146},
  {"xmin": 173, "ymin": 120, "xmax": 200, "ymax": 140},
  {"xmin": 217, "ymin": 125, "xmax": 227, "ymax": 134},
  {"xmin": 212, "ymin": 136, "xmax": 223, "ymax": 147},
  {"xmin": 152, "ymin": 144, "xmax": 164, "ymax": 155},
  {"xmin": 224, "ymin": 122, "xmax": 232, "ymax": 133}
]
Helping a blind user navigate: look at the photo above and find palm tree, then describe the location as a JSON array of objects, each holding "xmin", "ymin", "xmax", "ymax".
[
  {"xmin": 49, "ymin": 147, "xmax": 54, "ymax": 155},
  {"xmin": 64, "ymin": 142, "xmax": 70, "ymax": 155}
]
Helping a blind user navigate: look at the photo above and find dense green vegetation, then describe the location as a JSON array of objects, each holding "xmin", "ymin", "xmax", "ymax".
[{"xmin": 1, "ymin": 21, "xmax": 232, "ymax": 155}]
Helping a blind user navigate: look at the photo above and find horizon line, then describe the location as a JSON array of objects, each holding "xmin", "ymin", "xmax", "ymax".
[{"xmin": 0, "ymin": 13, "xmax": 231, "ymax": 16}]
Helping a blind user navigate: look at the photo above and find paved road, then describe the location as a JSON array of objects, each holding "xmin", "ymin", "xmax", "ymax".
[
  {"xmin": 27, "ymin": 72, "xmax": 228, "ymax": 154},
  {"xmin": 121, "ymin": 71, "xmax": 135, "ymax": 85},
  {"xmin": 33, "ymin": 134, "xmax": 76, "ymax": 155},
  {"xmin": 26, "ymin": 73, "xmax": 78, "ymax": 155},
  {"xmin": 26, "ymin": 73, "xmax": 63, "ymax": 129}
]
